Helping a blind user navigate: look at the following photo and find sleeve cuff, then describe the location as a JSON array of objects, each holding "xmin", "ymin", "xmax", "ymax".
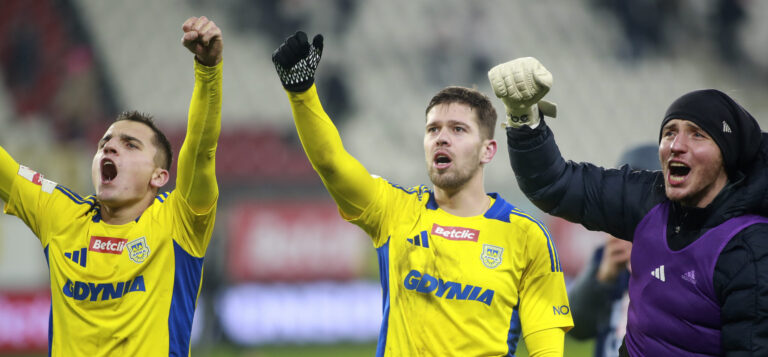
[{"xmin": 194, "ymin": 59, "xmax": 222, "ymax": 80}]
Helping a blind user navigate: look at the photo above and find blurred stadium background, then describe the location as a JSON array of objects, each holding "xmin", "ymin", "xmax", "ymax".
[{"xmin": 0, "ymin": 0, "xmax": 767, "ymax": 355}]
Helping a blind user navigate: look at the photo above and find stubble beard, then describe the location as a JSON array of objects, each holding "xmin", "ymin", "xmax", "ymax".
[{"xmin": 428, "ymin": 164, "xmax": 479, "ymax": 191}]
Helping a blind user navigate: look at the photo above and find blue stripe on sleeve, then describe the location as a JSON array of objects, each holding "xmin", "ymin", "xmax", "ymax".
[
  {"xmin": 509, "ymin": 209, "xmax": 561, "ymax": 273},
  {"xmin": 44, "ymin": 245, "xmax": 52, "ymax": 357},
  {"xmin": 506, "ymin": 304, "xmax": 521, "ymax": 356},
  {"xmin": 55, "ymin": 186, "xmax": 93, "ymax": 205},
  {"xmin": 168, "ymin": 241, "xmax": 204, "ymax": 356},
  {"xmin": 375, "ymin": 238, "xmax": 391, "ymax": 357}
]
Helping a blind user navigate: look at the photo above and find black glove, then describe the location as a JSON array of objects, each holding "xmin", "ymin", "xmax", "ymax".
[{"xmin": 272, "ymin": 31, "xmax": 324, "ymax": 92}]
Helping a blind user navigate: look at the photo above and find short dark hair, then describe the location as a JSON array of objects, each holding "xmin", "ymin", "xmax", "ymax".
[
  {"xmin": 115, "ymin": 111, "xmax": 173, "ymax": 170},
  {"xmin": 425, "ymin": 86, "xmax": 498, "ymax": 140}
]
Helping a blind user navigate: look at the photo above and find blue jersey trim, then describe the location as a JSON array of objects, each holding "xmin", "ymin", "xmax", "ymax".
[
  {"xmin": 168, "ymin": 241, "xmax": 204, "ymax": 356},
  {"xmin": 507, "ymin": 207, "xmax": 562, "ymax": 273},
  {"xmin": 155, "ymin": 191, "xmax": 170, "ymax": 203},
  {"xmin": 387, "ymin": 182, "xmax": 420, "ymax": 195},
  {"xmin": 426, "ymin": 192, "xmax": 438, "ymax": 210},
  {"xmin": 55, "ymin": 185, "xmax": 96, "ymax": 206},
  {"xmin": 375, "ymin": 237, "xmax": 391, "ymax": 357},
  {"xmin": 44, "ymin": 245, "xmax": 52, "ymax": 357},
  {"xmin": 484, "ymin": 193, "xmax": 511, "ymax": 222},
  {"xmin": 506, "ymin": 304, "xmax": 521, "ymax": 356}
]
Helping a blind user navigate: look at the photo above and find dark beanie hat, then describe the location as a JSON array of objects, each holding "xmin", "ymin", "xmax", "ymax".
[{"xmin": 659, "ymin": 89, "xmax": 761, "ymax": 176}]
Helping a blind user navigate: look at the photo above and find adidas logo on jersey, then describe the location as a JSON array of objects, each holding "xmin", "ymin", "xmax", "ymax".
[
  {"xmin": 406, "ymin": 231, "xmax": 430, "ymax": 248},
  {"xmin": 64, "ymin": 248, "xmax": 88, "ymax": 267},
  {"xmin": 651, "ymin": 265, "xmax": 665, "ymax": 282}
]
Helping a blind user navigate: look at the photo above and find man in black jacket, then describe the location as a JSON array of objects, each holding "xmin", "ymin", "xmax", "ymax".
[
  {"xmin": 568, "ymin": 143, "xmax": 659, "ymax": 357},
  {"xmin": 488, "ymin": 57, "xmax": 768, "ymax": 356}
]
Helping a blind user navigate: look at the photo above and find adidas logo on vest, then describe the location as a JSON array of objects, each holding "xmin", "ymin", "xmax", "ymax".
[
  {"xmin": 651, "ymin": 265, "xmax": 665, "ymax": 282},
  {"xmin": 682, "ymin": 270, "xmax": 696, "ymax": 285}
]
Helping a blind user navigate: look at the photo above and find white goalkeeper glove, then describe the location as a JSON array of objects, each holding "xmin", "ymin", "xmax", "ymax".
[{"xmin": 488, "ymin": 57, "xmax": 556, "ymax": 129}]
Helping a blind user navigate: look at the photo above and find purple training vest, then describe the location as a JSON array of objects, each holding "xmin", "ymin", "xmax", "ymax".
[{"xmin": 625, "ymin": 201, "xmax": 768, "ymax": 356}]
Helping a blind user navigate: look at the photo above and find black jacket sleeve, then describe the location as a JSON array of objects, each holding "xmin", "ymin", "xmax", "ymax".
[
  {"xmin": 715, "ymin": 223, "xmax": 768, "ymax": 356},
  {"xmin": 506, "ymin": 121, "xmax": 665, "ymax": 240}
]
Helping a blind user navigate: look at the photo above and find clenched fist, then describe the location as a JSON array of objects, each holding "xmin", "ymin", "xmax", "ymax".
[
  {"xmin": 182, "ymin": 16, "xmax": 223, "ymax": 67},
  {"xmin": 488, "ymin": 57, "xmax": 556, "ymax": 128}
]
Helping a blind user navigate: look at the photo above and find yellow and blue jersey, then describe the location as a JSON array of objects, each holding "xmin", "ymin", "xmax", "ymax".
[
  {"xmin": 349, "ymin": 178, "xmax": 573, "ymax": 356},
  {"xmin": 3, "ymin": 165, "xmax": 215, "ymax": 356},
  {"xmin": 0, "ymin": 60, "xmax": 221, "ymax": 356}
]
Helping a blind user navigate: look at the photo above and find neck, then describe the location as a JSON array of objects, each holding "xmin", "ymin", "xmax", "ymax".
[
  {"xmin": 99, "ymin": 192, "xmax": 156, "ymax": 225},
  {"xmin": 433, "ymin": 172, "xmax": 489, "ymax": 217}
]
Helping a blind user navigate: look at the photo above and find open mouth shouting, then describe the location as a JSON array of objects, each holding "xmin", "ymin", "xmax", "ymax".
[
  {"xmin": 433, "ymin": 151, "xmax": 453, "ymax": 170},
  {"xmin": 667, "ymin": 161, "xmax": 691, "ymax": 185},
  {"xmin": 101, "ymin": 158, "xmax": 118, "ymax": 184}
]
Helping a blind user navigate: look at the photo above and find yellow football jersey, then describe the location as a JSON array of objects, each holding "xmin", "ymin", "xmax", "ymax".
[
  {"xmin": 0, "ymin": 60, "xmax": 220, "ymax": 357},
  {"xmin": 349, "ymin": 178, "xmax": 573, "ymax": 356},
  {"xmin": 4, "ymin": 165, "xmax": 215, "ymax": 356}
]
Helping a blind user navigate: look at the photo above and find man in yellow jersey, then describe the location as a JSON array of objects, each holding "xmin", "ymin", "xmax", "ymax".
[
  {"xmin": 0, "ymin": 16, "xmax": 222, "ymax": 356},
  {"xmin": 272, "ymin": 32, "xmax": 572, "ymax": 356}
]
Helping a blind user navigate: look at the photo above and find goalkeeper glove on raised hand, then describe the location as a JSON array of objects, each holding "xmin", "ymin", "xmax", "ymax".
[
  {"xmin": 488, "ymin": 57, "xmax": 557, "ymax": 129},
  {"xmin": 272, "ymin": 31, "xmax": 324, "ymax": 92}
]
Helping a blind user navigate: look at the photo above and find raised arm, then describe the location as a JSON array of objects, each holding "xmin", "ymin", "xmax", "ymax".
[
  {"xmin": 272, "ymin": 32, "xmax": 375, "ymax": 218},
  {"xmin": 488, "ymin": 58, "xmax": 664, "ymax": 240},
  {"xmin": 0, "ymin": 146, "xmax": 19, "ymax": 202},
  {"xmin": 176, "ymin": 16, "xmax": 222, "ymax": 213}
]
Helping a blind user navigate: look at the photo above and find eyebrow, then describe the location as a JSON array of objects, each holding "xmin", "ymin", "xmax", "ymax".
[
  {"xmin": 99, "ymin": 133, "xmax": 144, "ymax": 146},
  {"xmin": 120, "ymin": 134, "xmax": 143, "ymax": 145},
  {"xmin": 426, "ymin": 119, "xmax": 471, "ymax": 127}
]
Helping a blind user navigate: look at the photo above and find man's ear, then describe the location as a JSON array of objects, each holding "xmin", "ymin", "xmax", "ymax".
[
  {"xmin": 150, "ymin": 168, "xmax": 170, "ymax": 189},
  {"xmin": 481, "ymin": 139, "xmax": 497, "ymax": 164}
]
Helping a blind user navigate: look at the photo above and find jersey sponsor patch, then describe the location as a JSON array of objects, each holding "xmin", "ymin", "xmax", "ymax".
[
  {"xmin": 403, "ymin": 269, "xmax": 495, "ymax": 306},
  {"xmin": 126, "ymin": 237, "xmax": 150, "ymax": 264},
  {"xmin": 481, "ymin": 244, "xmax": 503, "ymax": 269},
  {"xmin": 431, "ymin": 223, "xmax": 479, "ymax": 242},
  {"xmin": 89, "ymin": 236, "xmax": 127, "ymax": 255},
  {"xmin": 62, "ymin": 275, "xmax": 146, "ymax": 301},
  {"xmin": 553, "ymin": 305, "xmax": 570, "ymax": 316},
  {"xmin": 18, "ymin": 165, "xmax": 56, "ymax": 193}
]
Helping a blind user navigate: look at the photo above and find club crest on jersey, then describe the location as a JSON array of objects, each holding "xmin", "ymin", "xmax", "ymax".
[
  {"xmin": 126, "ymin": 237, "xmax": 150, "ymax": 264},
  {"xmin": 481, "ymin": 244, "xmax": 504, "ymax": 269}
]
